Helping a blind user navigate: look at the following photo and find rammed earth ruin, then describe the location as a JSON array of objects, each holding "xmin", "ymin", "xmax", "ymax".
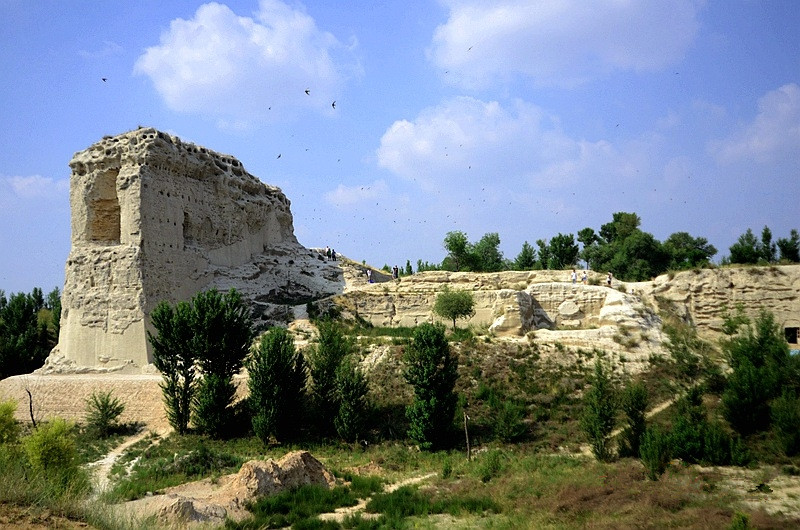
[
  {"xmin": 46, "ymin": 128, "xmax": 343, "ymax": 372},
  {"xmin": 39, "ymin": 128, "xmax": 800, "ymax": 375}
]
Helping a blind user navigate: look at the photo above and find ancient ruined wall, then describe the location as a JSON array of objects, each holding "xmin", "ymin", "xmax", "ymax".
[{"xmin": 49, "ymin": 128, "xmax": 325, "ymax": 372}]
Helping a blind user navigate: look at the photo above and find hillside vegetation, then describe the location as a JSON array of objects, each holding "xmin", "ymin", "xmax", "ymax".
[{"xmin": 1, "ymin": 280, "xmax": 800, "ymax": 528}]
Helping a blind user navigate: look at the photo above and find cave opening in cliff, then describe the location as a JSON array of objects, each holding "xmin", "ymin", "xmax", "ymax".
[
  {"xmin": 786, "ymin": 327, "xmax": 798, "ymax": 345},
  {"xmin": 87, "ymin": 168, "xmax": 120, "ymax": 243}
]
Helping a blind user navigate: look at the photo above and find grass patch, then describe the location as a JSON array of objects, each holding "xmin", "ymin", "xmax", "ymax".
[
  {"xmin": 106, "ymin": 434, "xmax": 247, "ymax": 501},
  {"xmin": 228, "ymin": 484, "xmax": 361, "ymax": 529},
  {"xmin": 365, "ymin": 485, "xmax": 499, "ymax": 518}
]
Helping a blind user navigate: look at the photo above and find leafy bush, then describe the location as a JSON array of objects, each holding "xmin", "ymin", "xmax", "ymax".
[
  {"xmin": 308, "ymin": 320, "xmax": 354, "ymax": 435},
  {"xmin": 0, "ymin": 399, "xmax": 19, "ymax": 445},
  {"xmin": 618, "ymin": 381, "xmax": 648, "ymax": 458},
  {"xmin": 670, "ymin": 414, "xmax": 705, "ymax": 463},
  {"xmin": 728, "ymin": 511, "xmax": 751, "ymax": 530},
  {"xmin": 404, "ymin": 323, "xmax": 458, "ymax": 450},
  {"xmin": 721, "ymin": 309, "xmax": 797, "ymax": 436},
  {"xmin": 494, "ymin": 399, "xmax": 528, "ymax": 443},
  {"xmin": 479, "ymin": 384, "xmax": 527, "ymax": 442},
  {"xmin": 771, "ymin": 390, "xmax": 800, "ymax": 456},
  {"xmin": 478, "ymin": 449, "xmax": 505, "ymax": 483},
  {"xmin": 248, "ymin": 327, "xmax": 306, "ymax": 444},
  {"xmin": 334, "ymin": 356, "xmax": 369, "ymax": 442},
  {"xmin": 85, "ymin": 390, "xmax": 125, "ymax": 438},
  {"xmin": 193, "ymin": 373, "xmax": 237, "ymax": 438},
  {"xmin": 640, "ymin": 425, "xmax": 671, "ymax": 480},
  {"xmin": 23, "ymin": 418, "xmax": 78, "ymax": 473},
  {"xmin": 580, "ymin": 358, "xmax": 617, "ymax": 461}
]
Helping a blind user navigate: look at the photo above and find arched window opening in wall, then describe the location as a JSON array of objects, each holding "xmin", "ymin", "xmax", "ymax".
[{"xmin": 87, "ymin": 168, "xmax": 121, "ymax": 243}]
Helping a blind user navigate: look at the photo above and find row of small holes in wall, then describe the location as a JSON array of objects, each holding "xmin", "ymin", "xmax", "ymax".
[{"xmin": 157, "ymin": 189, "xmax": 210, "ymax": 205}]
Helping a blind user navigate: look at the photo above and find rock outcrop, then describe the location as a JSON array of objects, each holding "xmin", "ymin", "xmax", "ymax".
[
  {"xmin": 641, "ymin": 264, "xmax": 800, "ymax": 342},
  {"xmin": 118, "ymin": 450, "xmax": 336, "ymax": 527},
  {"xmin": 47, "ymin": 128, "xmax": 343, "ymax": 372}
]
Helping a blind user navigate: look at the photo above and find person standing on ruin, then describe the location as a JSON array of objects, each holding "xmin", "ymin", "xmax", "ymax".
[
  {"xmin": 571, "ymin": 269, "xmax": 577, "ymax": 284},
  {"xmin": 607, "ymin": 272, "xmax": 613, "ymax": 287},
  {"xmin": 582, "ymin": 271, "xmax": 588, "ymax": 284},
  {"xmin": 326, "ymin": 246, "xmax": 331, "ymax": 260}
]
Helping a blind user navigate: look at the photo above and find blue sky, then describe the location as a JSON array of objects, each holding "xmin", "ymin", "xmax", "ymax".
[{"xmin": 1, "ymin": 1, "xmax": 799, "ymax": 294}]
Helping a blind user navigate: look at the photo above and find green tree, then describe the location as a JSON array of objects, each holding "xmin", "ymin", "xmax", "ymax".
[
  {"xmin": 600, "ymin": 212, "xmax": 641, "ymax": 243},
  {"xmin": 722, "ymin": 309, "xmax": 796, "ymax": 435},
  {"xmin": 404, "ymin": 323, "xmax": 458, "ymax": 450},
  {"xmin": 535, "ymin": 239, "xmax": 551, "ymax": 270},
  {"xmin": 513, "ymin": 241, "xmax": 537, "ymax": 270},
  {"xmin": 0, "ymin": 290, "xmax": 52, "ymax": 379},
  {"xmin": 405, "ymin": 260, "xmax": 413, "ymax": 275},
  {"xmin": 663, "ymin": 232, "xmax": 717, "ymax": 270},
  {"xmin": 334, "ymin": 356, "xmax": 369, "ymax": 442},
  {"xmin": 248, "ymin": 327, "xmax": 306, "ymax": 443},
  {"xmin": 608, "ymin": 230, "xmax": 670, "ymax": 281},
  {"xmin": 759, "ymin": 226, "xmax": 777, "ymax": 263},
  {"xmin": 580, "ymin": 358, "xmax": 617, "ymax": 461},
  {"xmin": 308, "ymin": 320, "xmax": 354, "ymax": 434},
  {"xmin": 187, "ymin": 289, "xmax": 253, "ymax": 438},
  {"xmin": 577, "ymin": 227, "xmax": 599, "ymax": 268},
  {"xmin": 472, "ymin": 232, "xmax": 504, "ymax": 272},
  {"xmin": 618, "ymin": 380, "xmax": 648, "ymax": 458},
  {"xmin": 45, "ymin": 287, "xmax": 61, "ymax": 339},
  {"xmin": 443, "ymin": 231, "xmax": 471, "ymax": 272},
  {"xmin": 432, "ymin": 285, "xmax": 475, "ymax": 330},
  {"xmin": 777, "ymin": 229, "xmax": 800, "ymax": 262},
  {"xmin": 728, "ymin": 228, "xmax": 760, "ymax": 264},
  {"xmin": 148, "ymin": 300, "xmax": 197, "ymax": 434},
  {"xmin": 547, "ymin": 233, "xmax": 580, "ymax": 270}
]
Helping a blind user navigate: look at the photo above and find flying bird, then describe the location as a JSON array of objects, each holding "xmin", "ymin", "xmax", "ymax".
[
  {"xmin": 331, "ymin": 101, "xmax": 336, "ymax": 109},
  {"xmin": 277, "ymin": 154, "xmax": 281, "ymax": 159},
  {"xmin": 305, "ymin": 88, "xmax": 310, "ymax": 95},
  {"xmin": 101, "ymin": 78, "xmax": 107, "ymax": 82}
]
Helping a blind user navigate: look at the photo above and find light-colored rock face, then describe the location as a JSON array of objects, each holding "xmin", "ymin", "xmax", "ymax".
[
  {"xmin": 51, "ymin": 128, "xmax": 343, "ymax": 372},
  {"xmin": 642, "ymin": 264, "xmax": 800, "ymax": 343}
]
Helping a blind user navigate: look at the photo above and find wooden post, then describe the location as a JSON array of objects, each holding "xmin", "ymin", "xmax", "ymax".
[{"xmin": 464, "ymin": 411, "xmax": 471, "ymax": 461}]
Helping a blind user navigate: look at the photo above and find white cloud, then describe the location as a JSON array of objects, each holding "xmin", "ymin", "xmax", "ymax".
[
  {"xmin": 78, "ymin": 40, "xmax": 123, "ymax": 59},
  {"xmin": 324, "ymin": 180, "xmax": 389, "ymax": 208},
  {"xmin": 2, "ymin": 175, "xmax": 69, "ymax": 200},
  {"xmin": 429, "ymin": 0, "xmax": 701, "ymax": 88},
  {"xmin": 134, "ymin": 0, "xmax": 358, "ymax": 124},
  {"xmin": 710, "ymin": 83, "xmax": 800, "ymax": 165},
  {"xmin": 376, "ymin": 96, "xmax": 634, "ymax": 192}
]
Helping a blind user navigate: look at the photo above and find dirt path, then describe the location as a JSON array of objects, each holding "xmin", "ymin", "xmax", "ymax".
[
  {"xmin": 318, "ymin": 472, "xmax": 438, "ymax": 523},
  {"xmin": 87, "ymin": 428, "xmax": 163, "ymax": 496}
]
